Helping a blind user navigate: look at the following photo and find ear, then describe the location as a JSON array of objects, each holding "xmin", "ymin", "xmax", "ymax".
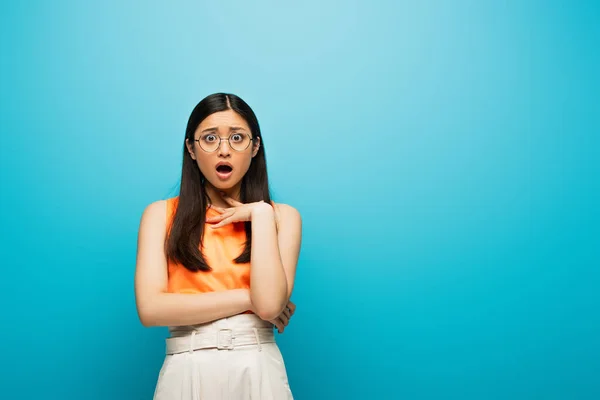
[
  {"xmin": 185, "ymin": 138, "xmax": 197, "ymax": 160},
  {"xmin": 252, "ymin": 136, "xmax": 261, "ymax": 158}
]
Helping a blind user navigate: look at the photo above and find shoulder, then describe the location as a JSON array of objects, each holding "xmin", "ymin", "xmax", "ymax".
[
  {"xmin": 271, "ymin": 202, "xmax": 302, "ymax": 229},
  {"xmin": 143, "ymin": 199, "xmax": 168, "ymax": 216},
  {"xmin": 272, "ymin": 202, "xmax": 300, "ymax": 217},
  {"xmin": 139, "ymin": 199, "xmax": 169, "ymax": 231}
]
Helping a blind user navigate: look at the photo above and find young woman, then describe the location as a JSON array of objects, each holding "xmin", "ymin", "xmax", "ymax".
[{"xmin": 134, "ymin": 92, "xmax": 302, "ymax": 399}]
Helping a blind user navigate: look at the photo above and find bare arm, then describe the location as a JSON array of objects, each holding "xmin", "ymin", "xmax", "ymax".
[
  {"xmin": 134, "ymin": 200, "xmax": 253, "ymax": 327},
  {"xmin": 249, "ymin": 202, "xmax": 302, "ymax": 321}
]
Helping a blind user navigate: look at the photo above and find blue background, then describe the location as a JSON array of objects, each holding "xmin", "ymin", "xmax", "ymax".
[{"xmin": 1, "ymin": 1, "xmax": 598, "ymax": 399}]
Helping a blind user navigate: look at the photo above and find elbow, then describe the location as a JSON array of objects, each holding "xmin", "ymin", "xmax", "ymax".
[
  {"xmin": 139, "ymin": 315, "xmax": 156, "ymax": 327},
  {"xmin": 255, "ymin": 306, "xmax": 283, "ymax": 322},
  {"xmin": 137, "ymin": 303, "xmax": 158, "ymax": 327},
  {"xmin": 136, "ymin": 292, "xmax": 169, "ymax": 327},
  {"xmin": 251, "ymin": 284, "xmax": 289, "ymax": 320},
  {"xmin": 253, "ymin": 297, "xmax": 288, "ymax": 321},
  {"xmin": 138, "ymin": 312, "xmax": 154, "ymax": 327}
]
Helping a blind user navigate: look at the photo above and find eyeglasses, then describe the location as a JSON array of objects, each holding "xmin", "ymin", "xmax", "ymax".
[{"xmin": 194, "ymin": 133, "xmax": 254, "ymax": 153}]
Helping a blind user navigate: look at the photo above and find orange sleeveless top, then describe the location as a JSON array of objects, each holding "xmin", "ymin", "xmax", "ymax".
[{"xmin": 165, "ymin": 196, "xmax": 251, "ymax": 297}]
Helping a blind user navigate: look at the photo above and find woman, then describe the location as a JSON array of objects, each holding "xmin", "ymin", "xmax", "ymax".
[{"xmin": 134, "ymin": 92, "xmax": 302, "ymax": 399}]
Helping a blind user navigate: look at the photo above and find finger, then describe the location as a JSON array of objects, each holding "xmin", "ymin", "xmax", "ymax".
[
  {"xmin": 206, "ymin": 213, "xmax": 224, "ymax": 222},
  {"xmin": 282, "ymin": 307, "xmax": 291, "ymax": 320},
  {"xmin": 271, "ymin": 318, "xmax": 284, "ymax": 333},
  {"xmin": 279, "ymin": 313, "xmax": 289, "ymax": 326},
  {"xmin": 212, "ymin": 206, "xmax": 235, "ymax": 214},
  {"xmin": 206, "ymin": 210, "xmax": 234, "ymax": 222},
  {"xmin": 210, "ymin": 217, "xmax": 235, "ymax": 229},
  {"xmin": 287, "ymin": 301, "xmax": 296, "ymax": 314}
]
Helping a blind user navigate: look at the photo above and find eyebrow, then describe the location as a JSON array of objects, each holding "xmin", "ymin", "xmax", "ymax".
[{"xmin": 201, "ymin": 126, "xmax": 246, "ymax": 133}]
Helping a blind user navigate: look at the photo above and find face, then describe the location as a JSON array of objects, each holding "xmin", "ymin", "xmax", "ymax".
[{"xmin": 186, "ymin": 109, "xmax": 260, "ymax": 194}]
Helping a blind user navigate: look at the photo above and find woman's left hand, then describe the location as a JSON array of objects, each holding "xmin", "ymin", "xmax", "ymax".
[
  {"xmin": 269, "ymin": 300, "xmax": 296, "ymax": 334},
  {"xmin": 206, "ymin": 193, "xmax": 270, "ymax": 229}
]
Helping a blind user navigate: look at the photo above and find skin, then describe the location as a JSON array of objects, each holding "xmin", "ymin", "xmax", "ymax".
[{"xmin": 135, "ymin": 109, "xmax": 302, "ymax": 333}]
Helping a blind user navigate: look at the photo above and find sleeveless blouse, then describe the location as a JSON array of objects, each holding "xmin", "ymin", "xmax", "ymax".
[{"xmin": 165, "ymin": 196, "xmax": 252, "ymax": 297}]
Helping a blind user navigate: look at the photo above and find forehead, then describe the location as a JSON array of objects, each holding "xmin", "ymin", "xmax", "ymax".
[{"xmin": 197, "ymin": 110, "xmax": 250, "ymax": 132}]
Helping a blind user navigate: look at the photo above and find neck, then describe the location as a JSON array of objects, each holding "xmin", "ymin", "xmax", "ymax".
[{"xmin": 204, "ymin": 182, "xmax": 242, "ymax": 207}]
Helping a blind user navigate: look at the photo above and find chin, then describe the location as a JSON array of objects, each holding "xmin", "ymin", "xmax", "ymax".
[{"xmin": 206, "ymin": 177, "xmax": 240, "ymax": 190}]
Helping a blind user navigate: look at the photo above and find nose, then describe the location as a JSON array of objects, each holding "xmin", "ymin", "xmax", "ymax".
[{"xmin": 217, "ymin": 137, "xmax": 231, "ymax": 156}]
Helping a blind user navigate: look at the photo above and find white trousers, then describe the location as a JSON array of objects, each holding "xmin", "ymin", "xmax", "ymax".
[{"xmin": 153, "ymin": 314, "xmax": 294, "ymax": 400}]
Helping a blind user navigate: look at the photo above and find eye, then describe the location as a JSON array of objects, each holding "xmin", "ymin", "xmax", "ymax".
[
  {"xmin": 202, "ymin": 134, "xmax": 217, "ymax": 142},
  {"xmin": 231, "ymin": 134, "xmax": 243, "ymax": 142}
]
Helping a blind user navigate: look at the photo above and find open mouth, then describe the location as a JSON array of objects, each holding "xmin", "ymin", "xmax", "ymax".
[
  {"xmin": 216, "ymin": 165, "xmax": 233, "ymax": 173},
  {"xmin": 215, "ymin": 164, "xmax": 233, "ymax": 179}
]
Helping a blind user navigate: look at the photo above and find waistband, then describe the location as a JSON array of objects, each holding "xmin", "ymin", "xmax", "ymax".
[{"xmin": 165, "ymin": 314, "xmax": 275, "ymax": 355}]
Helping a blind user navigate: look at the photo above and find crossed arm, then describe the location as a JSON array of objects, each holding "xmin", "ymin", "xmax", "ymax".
[{"xmin": 134, "ymin": 200, "xmax": 302, "ymax": 328}]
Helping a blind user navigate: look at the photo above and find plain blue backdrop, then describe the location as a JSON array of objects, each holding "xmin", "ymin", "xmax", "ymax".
[{"xmin": 1, "ymin": 1, "xmax": 598, "ymax": 399}]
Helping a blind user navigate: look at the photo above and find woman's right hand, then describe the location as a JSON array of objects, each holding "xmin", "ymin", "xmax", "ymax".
[{"xmin": 268, "ymin": 301, "xmax": 296, "ymax": 334}]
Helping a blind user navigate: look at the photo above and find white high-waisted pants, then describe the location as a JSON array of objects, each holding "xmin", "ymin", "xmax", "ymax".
[{"xmin": 152, "ymin": 313, "xmax": 294, "ymax": 400}]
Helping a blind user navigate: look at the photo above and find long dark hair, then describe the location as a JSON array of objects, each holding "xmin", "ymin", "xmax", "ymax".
[{"xmin": 165, "ymin": 93, "xmax": 272, "ymax": 272}]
